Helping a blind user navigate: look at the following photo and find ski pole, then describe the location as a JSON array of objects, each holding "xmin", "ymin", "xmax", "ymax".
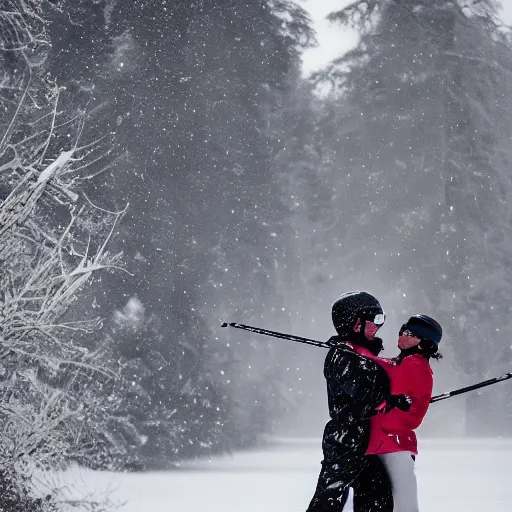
[
  {"xmin": 222, "ymin": 322, "xmax": 512, "ymax": 404},
  {"xmin": 220, "ymin": 322, "xmax": 330, "ymax": 349},
  {"xmin": 430, "ymin": 371, "xmax": 512, "ymax": 403}
]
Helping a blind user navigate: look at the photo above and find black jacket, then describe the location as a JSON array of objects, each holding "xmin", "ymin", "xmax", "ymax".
[
  {"xmin": 325, "ymin": 340, "xmax": 390, "ymax": 425},
  {"xmin": 322, "ymin": 336, "xmax": 390, "ymax": 457},
  {"xmin": 307, "ymin": 336, "xmax": 393, "ymax": 512}
]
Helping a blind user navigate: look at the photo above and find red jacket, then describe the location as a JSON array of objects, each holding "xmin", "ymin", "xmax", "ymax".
[{"xmin": 366, "ymin": 354, "xmax": 433, "ymax": 455}]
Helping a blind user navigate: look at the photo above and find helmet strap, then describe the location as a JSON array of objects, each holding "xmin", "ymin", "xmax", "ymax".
[
  {"xmin": 357, "ymin": 318, "xmax": 368, "ymax": 343},
  {"xmin": 352, "ymin": 317, "xmax": 367, "ymax": 342}
]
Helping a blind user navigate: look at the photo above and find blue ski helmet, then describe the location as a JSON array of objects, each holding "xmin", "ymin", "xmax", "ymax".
[
  {"xmin": 332, "ymin": 291, "xmax": 385, "ymax": 336},
  {"xmin": 401, "ymin": 314, "xmax": 442, "ymax": 344}
]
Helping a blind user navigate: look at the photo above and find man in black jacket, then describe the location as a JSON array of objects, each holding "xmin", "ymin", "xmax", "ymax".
[{"xmin": 306, "ymin": 291, "xmax": 410, "ymax": 512}]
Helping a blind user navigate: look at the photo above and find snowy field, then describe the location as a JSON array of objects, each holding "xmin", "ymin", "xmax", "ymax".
[{"xmin": 66, "ymin": 437, "xmax": 512, "ymax": 511}]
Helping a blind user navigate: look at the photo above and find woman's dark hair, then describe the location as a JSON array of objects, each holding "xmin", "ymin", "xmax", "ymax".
[{"xmin": 419, "ymin": 339, "xmax": 442, "ymax": 361}]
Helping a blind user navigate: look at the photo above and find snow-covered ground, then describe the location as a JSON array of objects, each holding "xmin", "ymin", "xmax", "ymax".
[{"xmin": 66, "ymin": 437, "xmax": 512, "ymax": 511}]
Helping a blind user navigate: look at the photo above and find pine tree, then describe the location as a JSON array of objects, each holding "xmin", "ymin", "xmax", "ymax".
[
  {"xmin": 312, "ymin": 0, "xmax": 512, "ymax": 433},
  {"xmin": 45, "ymin": 0, "xmax": 315, "ymax": 463}
]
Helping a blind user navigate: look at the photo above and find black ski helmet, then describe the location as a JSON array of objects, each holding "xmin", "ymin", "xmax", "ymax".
[
  {"xmin": 332, "ymin": 291, "xmax": 384, "ymax": 337},
  {"xmin": 401, "ymin": 314, "xmax": 442, "ymax": 344}
]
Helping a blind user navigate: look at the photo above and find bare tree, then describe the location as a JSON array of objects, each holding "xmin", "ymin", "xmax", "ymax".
[{"xmin": 0, "ymin": 2, "xmax": 126, "ymax": 510}]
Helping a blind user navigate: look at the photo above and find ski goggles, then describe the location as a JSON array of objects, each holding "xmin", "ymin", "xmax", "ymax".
[
  {"xmin": 399, "ymin": 326, "xmax": 418, "ymax": 337},
  {"xmin": 399, "ymin": 323, "xmax": 440, "ymax": 343},
  {"xmin": 369, "ymin": 312, "xmax": 386, "ymax": 326}
]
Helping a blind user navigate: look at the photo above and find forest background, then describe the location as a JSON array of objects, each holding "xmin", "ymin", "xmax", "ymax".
[{"xmin": 2, "ymin": 5, "xmax": 512, "ymax": 509}]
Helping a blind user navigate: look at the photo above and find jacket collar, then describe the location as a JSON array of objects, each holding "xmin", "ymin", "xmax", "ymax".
[{"xmin": 328, "ymin": 334, "xmax": 384, "ymax": 356}]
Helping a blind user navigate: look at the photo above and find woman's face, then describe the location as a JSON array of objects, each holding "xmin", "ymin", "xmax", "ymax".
[{"xmin": 398, "ymin": 329, "xmax": 421, "ymax": 350}]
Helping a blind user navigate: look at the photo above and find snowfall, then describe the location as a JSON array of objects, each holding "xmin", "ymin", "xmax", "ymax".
[{"xmin": 60, "ymin": 436, "xmax": 511, "ymax": 511}]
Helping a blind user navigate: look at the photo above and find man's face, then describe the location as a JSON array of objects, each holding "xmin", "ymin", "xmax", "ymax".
[{"xmin": 353, "ymin": 318, "xmax": 382, "ymax": 340}]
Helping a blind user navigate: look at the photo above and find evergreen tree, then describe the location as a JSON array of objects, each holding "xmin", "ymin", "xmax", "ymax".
[
  {"xmin": 312, "ymin": 0, "xmax": 512, "ymax": 433},
  {"xmin": 45, "ymin": 0, "xmax": 314, "ymax": 464}
]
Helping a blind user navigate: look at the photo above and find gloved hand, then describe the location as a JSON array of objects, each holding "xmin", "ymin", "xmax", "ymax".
[{"xmin": 386, "ymin": 394, "xmax": 412, "ymax": 413}]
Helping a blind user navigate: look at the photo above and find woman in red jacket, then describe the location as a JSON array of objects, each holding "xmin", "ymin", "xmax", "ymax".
[{"xmin": 365, "ymin": 314, "xmax": 442, "ymax": 512}]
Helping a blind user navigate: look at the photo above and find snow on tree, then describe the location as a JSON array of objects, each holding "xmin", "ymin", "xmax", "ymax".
[
  {"xmin": 0, "ymin": 1, "xmax": 126, "ymax": 509},
  {"xmin": 42, "ymin": 0, "xmax": 318, "ymax": 464},
  {"xmin": 306, "ymin": 0, "xmax": 512, "ymax": 433}
]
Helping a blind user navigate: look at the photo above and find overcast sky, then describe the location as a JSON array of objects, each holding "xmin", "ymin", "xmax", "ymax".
[{"xmin": 302, "ymin": 0, "xmax": 512, "ymax": 75}]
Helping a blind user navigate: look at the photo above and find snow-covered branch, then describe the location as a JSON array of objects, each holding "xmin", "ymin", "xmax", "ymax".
[{"xmin": 0, "ymin": 2, "xmax": 125, "ymax": 511}]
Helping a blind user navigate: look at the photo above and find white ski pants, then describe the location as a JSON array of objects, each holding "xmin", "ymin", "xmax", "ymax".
[{"xmin": 379, "ymin": 452, "xmax": 419, "ymax": 512}]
